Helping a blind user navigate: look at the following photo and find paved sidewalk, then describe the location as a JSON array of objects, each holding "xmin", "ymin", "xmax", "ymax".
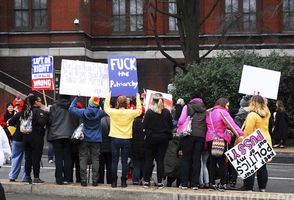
[{"xmin": 2, "ymin": 180, "xmax": 294, "ymax": 200}]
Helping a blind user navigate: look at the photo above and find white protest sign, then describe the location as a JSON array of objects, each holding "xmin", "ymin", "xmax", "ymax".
[
  {"xmin": 225, "ymin": 129, "xmax": 276, "ymax": 179},
  {"xmin": 238, "ymin": 65, "xmax": 281, "ymax": 100},
  {"xmin": 59, "ymin": 59, "xmax": 109, "ymax": 97},
  {"xmin": 145, "ymin": 89, "xmax": 173, "ymax": 112}
]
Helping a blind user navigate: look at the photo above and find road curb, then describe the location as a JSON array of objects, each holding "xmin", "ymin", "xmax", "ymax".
[{"xmin": 2, "ymin": 180, "xmax": 294, "ymax": 200}]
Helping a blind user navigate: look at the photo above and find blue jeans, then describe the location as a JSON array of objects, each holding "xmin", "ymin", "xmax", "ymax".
[
  {"xmin": 132, "ymin": 159, "xmax": 144, "ymax": 184},
  {"xmin": 111, "ymin": 138, "xmax": 131, "ymax": 180},
  {"xmin": 48, "ymin": 142, "xmax": 54, "ymax": 161},
  {"xmin": 9, "ymin": 141, "xmax": 26, "ymax": 180}
]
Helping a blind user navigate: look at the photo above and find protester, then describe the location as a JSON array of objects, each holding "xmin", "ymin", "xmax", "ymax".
[
  {"xmin": 164, "ymin": 136, "xmax": 181, "ymax": 187},
  {"xmin": 47, "ymin": 95, "xmax": 79, "ymax": 185},
  {"xmin": 22, "ymin": 96, "xmax": 49, "ymax": 184},
  {"xmin": 206, "ymin": 98, "xmax": 244, "ymax": 190},
  {"xmin": 104, "ymin": 93, "xmax": 142, "ymax": 188},
  {"xmin": 69, "ymin": 96, "xmax": 105, "ymax": 187},
  {"xmin": 131, "ymin": 107, "xmax": 145, "ymax": 185},
  {"xmin": 0, "ymin": 102, "xmax": 17, "ymax": 144},
  {"xmin": 199, "ymin": 143, "xmax": 209, "ymax": 189},
  {"xmin": 98, "ymin": 115, "xmax": 112, "ymax": 184},
  {"xmin": 0, "ymin": 126, "xmax": 11, "ymax": 200},
  {"xmin": 143, "ymin": 93, "xmax": 173, "ymax": 189},
  {"xmin": 7, "ymin": 98, "xmax": 30, "ymax": 182},
  {"xmin": 177, "ymin": 91, "xmax": 207, "ymax": 190},
  {"xmin": 242, "ymin": 95, "xmax": 271, "ymax": 192},
  {"xmin": 228, "ymin": 95, "xmax": 250, "ymax": 188},
  {"xmin": 12, "ymin": 94, "xmax": 24, "ymax": 112},
  {"xmin": 273, "ymin": 100, "xmax": 288, "ymax": 148}
]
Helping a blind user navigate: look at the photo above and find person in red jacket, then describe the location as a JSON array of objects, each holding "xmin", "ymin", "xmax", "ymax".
[{"xmin": 12, "ymin": 94, "xmax": 24, "ymax": 112}]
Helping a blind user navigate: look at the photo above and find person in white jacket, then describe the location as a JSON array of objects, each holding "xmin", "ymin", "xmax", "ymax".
[{"xmin": 0, "ymin": 126, "xmax": 11, "ymax": 200}]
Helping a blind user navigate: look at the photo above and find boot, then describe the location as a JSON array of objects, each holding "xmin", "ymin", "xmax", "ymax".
[
  {"xmin": 111, "ymin": 177, "xmax": 117, "ymax": 188},
  {"xmin": 121, "ymin": 177, "xmax": 127, "ymax": 188}
]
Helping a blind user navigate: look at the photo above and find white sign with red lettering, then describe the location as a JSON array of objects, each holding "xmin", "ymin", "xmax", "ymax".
[{"xmin": 145, "ymin": 89, "xmax": 173, "ymax": 112}]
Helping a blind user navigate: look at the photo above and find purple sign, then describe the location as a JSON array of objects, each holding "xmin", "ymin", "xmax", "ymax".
[{"xmin": 108, "ymin": 55, "xmax": 138, "ymax": 96}]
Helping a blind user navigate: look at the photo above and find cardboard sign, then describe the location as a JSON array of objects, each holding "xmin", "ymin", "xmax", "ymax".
[
  {"xmin": 238, "ymin": 65, "xmax": 281, "ymax": 100},
  {"xmin": 225, "ymin": 129, "xmax": 276, "ymax": 179},
  {"xmin": 59, "ymin": 59, "xmax": 109, "ymax": 97},
  {"xmin": 145, "ymin": 89, "xmax": 173, "ymax": 112},
  {"xmin": 108, "ymin": 55, "xmax": 138, "ymax": 96},
  {"xmin": 31, "ymin": 56, "xmax": 54, "ymax": 90}
]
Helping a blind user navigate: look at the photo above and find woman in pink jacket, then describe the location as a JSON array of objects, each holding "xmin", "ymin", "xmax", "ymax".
[{"xmin": 206, "ymin": 98, "xmax": 244, "ymax": 190}]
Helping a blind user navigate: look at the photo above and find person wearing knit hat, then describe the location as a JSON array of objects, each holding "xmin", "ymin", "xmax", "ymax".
[
  {"xmin": 239, "ymin": 95, "xmax": 250, "ymax": 108},
  {"xmin": 89, "ymin": 97, "xmax": 100, "ymax": 107},
  {"xmin": 69, "ymin": 96, "xmax": 106, "ymax": 187}
]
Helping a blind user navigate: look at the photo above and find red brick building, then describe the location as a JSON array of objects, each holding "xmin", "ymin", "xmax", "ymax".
[{"xmin": 0, "ymin": 0, "xmax": 294, "ymax": 111}]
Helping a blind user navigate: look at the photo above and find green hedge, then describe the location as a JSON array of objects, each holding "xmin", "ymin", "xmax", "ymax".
[{"xmin": 171, "ymin": 50, "xmax": 294, "ymax": 126}]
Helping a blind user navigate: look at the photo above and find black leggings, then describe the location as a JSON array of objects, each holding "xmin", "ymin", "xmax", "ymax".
[
  {"xmin": 244, "ymin": 164, "xmax": 268, "ymax": 190},
  {"xmin": 143, "ymin": 137, "xmax": 169, "ymax": 183}
]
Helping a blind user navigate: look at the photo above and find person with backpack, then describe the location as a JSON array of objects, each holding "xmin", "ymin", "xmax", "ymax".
[
  {"xmin": 69, "ymin": 96, "xmax": 105, "ymax": 187},
  {"xmin": 22, "ymin": 95, "xmax": 49, "ymax": 184},
  {"xmin": 47, "ymin": 95, "xmax": 79, "ymax": 185},
  {"xmin": 177, "ymin": 91, "xmax": 207, "ymax": 190}
]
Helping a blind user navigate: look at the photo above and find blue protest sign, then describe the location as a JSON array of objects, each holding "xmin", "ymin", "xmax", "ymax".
[{"xmin": 108, "ymin": 55, "xmax": 138, "ymax": 96}]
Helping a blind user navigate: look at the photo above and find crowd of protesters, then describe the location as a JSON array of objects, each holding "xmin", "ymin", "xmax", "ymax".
[{"xmin": 0, "ymin": 91, "xmax": 289, "ymax": 193}]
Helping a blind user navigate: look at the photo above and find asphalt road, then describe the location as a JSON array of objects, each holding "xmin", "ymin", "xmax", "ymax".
[{"xmin": 6, "ymin": 193, "xmax": 96, "ymax": 200}]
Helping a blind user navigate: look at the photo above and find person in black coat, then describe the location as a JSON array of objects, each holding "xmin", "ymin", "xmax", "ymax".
[
  {"xmin": 273, "ymin": 100, "xmax": 289, "ymax": 148},
  {"xmin": 131, "ymin": 108, "xmax": 145, "ymax": 185},
  {"xmin": 98, "ymin": 115, "xmax": 112, "ymax": 184},
  {"xmin": 47, "ymin": 95, "xmax": 79, "ymax": 185},
  {"xmin": 22, "ymin": 95, "xmax": 49, "ymax": 184}
]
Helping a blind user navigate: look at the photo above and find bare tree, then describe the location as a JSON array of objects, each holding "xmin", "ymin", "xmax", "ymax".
[{"xmin": 148, "ymin": 0, "xmax": 222, "ymax": 70}]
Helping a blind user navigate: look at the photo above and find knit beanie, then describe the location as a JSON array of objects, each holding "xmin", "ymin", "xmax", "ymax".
[
  {"xmin": 89, "ymin": 96, "xmax": 100, "ymax": 107},
  {"xmin": 239, "ymin": 95, "xmax": 250, "ymax": 108}
]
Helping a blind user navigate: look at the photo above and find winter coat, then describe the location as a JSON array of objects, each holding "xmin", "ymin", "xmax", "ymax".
[
  {"xmin": 131, "ymin": 116, "xmax": 145, "ymax": 160},
  {"xmin": 31, "ymin": 107, "xmax": 49, "ymax": 137},
  {"xmin": 206, "ymin": 105, "xmax": 244, "ymax": 143},
  {"xmin": 7, "ymin": 112, "xmax": 22, "ymax": 142},
  {"xmin": 178, "ymin": 98, "xmax": 207, "ymax": 139},
  {"xmin": 143, "ymin": 108, "xmax": 173, "ymax": 140},
  {"xmin": 47, "ymin": 99, "xmax": 79, "ymax": 142},
  {"xmin": 234, "ymin": 107, "xmax": 248, "ymax": 128},
  {"xmin": 164, "ymin": 137, "xmax": 181, "ymax": 178},
  {"xmin": 0, "ymin": 126, "xmax": 11, "ymax": 166},
  {"xmin": 273, "ymin": 110, "xmax": 288, "ymax": 140},
  {"xmin": 100, "ymin": 115, "xmax": 111, "ymax": 152},
  {"xmin": 69, "ymin": 97, "xmax": 105, "ymax": 143},
  {"xmin": 243, "ymin": 107, "xmax": 272, "ymax": 146}
]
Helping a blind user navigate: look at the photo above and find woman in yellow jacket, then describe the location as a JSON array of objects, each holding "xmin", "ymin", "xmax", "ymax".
[
  {"xmin": 243, "ymin": 95, "xmax": 271, "ymax": 192},
  {"xmin": 104, "ymin": 93, "xmax": 141, "ymax": 188}
]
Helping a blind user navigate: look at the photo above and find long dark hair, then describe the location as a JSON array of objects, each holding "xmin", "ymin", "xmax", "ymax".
[
  {"xmin": 276, "ymin": 100, "xmax": 285, "ymax": 112},
  {"xmin": 21, "ymin": 96, "xmax": 35, "ymax": 119},
  {"xmin": 215, "ymin": 97, "xmax": 229, "ymax": 108}
]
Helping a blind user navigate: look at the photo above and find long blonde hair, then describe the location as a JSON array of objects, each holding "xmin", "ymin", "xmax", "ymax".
[
  {"xmin": 151, "ymin": 93, "xmax": 164, "ymax": 114},
  {"xmin": 246, "ymin": 95, "xmax": 267, "ymax": 117}
]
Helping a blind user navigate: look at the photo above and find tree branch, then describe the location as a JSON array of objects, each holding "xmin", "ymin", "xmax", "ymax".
[
  {"xmin": 198, "ymin": 0, "xmax": 222, "ymax": 28},
  {"xmin": 150, "ymin": 3, "xmax": 187, "ymax": 73},
  {"xmin": 149, "ymin": 0, "xmax": 181, "ymax": 19}
]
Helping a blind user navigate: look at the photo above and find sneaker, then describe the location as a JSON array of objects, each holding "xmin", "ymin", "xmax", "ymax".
[
  {"xmin": 204, "ymin": 183, "xmax": 210, "ymax": 189},
  {"xmin": 48, "ymin": 160, "xmax": 54, "ymax": 164},
  {"xmin": 192, "ymin": 186, "xmax": 199, "ymax": 190},
  {"xmin": 92, "ymin": 181, "xmax": 98, "ymax": 187},
  {"xmin": 9, "ymin": 179, "xmax": 16, "ymax": 182},
  {"xmin": 24, "ymin": 177, "xmax": 32, "ymax": 184},
  {"xmin": 279, "ymin": 145, "xmax": 285, "ymax": 148},
  {"xmin": 143, "ymin": 182, "xmax": 150, "ymax": 188},
  {"xmin": 157, "ymin": 183, "xmax": 164, "ymax": 189},
  {"xmin": 218, "ymin": 184, "xmax": 227, "ymax": 191},
  {"xmin": 180, "ymin": 186, "xmax": 188, "ymax": 190},
  {"xmin": 259, "ymin": 188, "xmax": 266, "ymax": 192},
  {"xmin": 273, "ymin": 144, "xmax": 280, "ymax": 148},
  {"xmin": 33, "ymin": 178, "xmax": 44, "ymax": 184},
  {"xmin": 63, "ymin": 181, "xmax": 69, "ymax": 185},
  {"xmin": 210, "ymin": 184, "xmax": 218, "ymax": 190}
]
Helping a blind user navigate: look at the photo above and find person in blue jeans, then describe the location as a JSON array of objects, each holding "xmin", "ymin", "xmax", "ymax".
[
  {"xmin": 47, "ymin": 142, "xmax": 54, "ymax": 163},
  {"xmin": 7, "ymin": 102, "xmax": 29, "ymax": 182}
]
